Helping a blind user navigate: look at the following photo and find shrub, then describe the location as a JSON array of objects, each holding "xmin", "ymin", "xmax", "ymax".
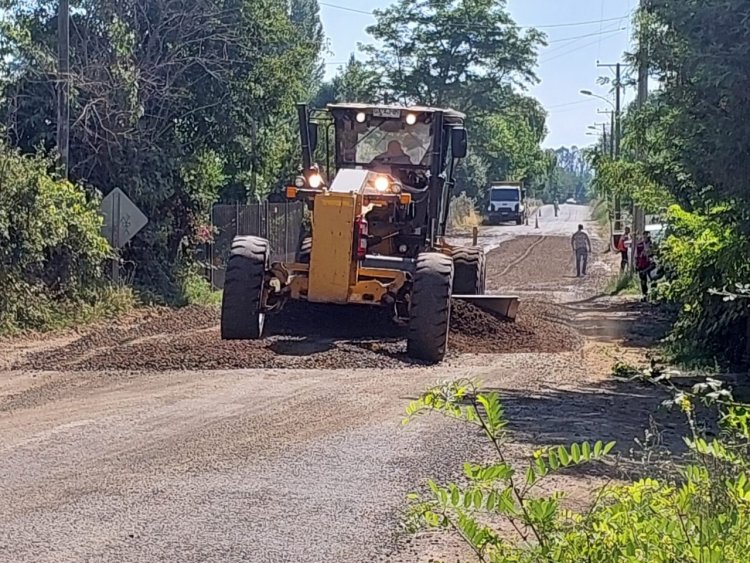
[
  {"xmin": 180, "ymin": 270, "xmax": 222, "ymax": 307},
  {"xmin": 404, "ymin": 377, "xmax": 750, "ymax": 562},
  {"xmin": 449, "ymin": 192, "xmax": 483, "ymax": 231},
  {"xmin": 656, "ymin": 205, "xmax": 750, "ymax": 365},
  {"xmin": 0, "ymin": 143, "xmax": 121, "ymax": 333}
]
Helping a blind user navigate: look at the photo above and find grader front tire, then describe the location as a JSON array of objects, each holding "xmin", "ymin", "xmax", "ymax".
[{"xmin": 407, "ymin": 253, "xmax": 454, "ymax": 363}]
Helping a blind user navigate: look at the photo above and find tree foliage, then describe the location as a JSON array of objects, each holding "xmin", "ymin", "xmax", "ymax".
[
  {"xmin": 312, "ymin": 55, "xmax": 382, "ymax": 107},
  {"xmin": 0, "ymin": 0, "xmax": 323, "ymax": 298},
  {"xmin": 363, "ymin": 0, "xmax": 544, "ymax": 110},
  {"xmin": 0, "ymin": 141, "xmax": 119, "ymax": 332},
  {"xmin": 587, "ymin": 0, "xmax": 750, "ymax": 364},
  {"xmin": 544, "ymin": 146, "xmax": 592, "ymax": 203}
]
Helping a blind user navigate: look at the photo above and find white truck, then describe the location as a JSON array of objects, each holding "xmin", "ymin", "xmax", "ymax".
[{"xmin": 487, "ymin": 182, "xmax": 526, "ymax": 225}]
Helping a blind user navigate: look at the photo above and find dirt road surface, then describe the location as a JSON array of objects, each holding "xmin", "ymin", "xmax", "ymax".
[{"xmin": 0, "ymin": 205, "xmax": 678, "ymax": 563}]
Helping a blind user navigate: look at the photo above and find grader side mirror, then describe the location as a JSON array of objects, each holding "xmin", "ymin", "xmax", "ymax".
[{"xmin": 451, "ymin": 127, "xmax": 467, "ymax": 158}]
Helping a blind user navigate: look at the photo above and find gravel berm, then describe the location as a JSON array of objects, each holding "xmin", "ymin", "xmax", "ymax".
[{"xmin": 15, "ymin": 300, "xmax": 583, "ymax": 371}]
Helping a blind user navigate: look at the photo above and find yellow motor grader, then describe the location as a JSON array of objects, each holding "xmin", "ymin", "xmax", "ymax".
[{"xmin": 220, "ymin": 103, "xmax": 519, "ymax": 363}]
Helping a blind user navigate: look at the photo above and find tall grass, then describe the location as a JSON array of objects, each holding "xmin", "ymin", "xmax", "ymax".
[
  {"xmin": 605, "ymin": 272, "xmax": 640, "ymax": 296},
  {"xmin": 181, "ymin": 271, "xmax": 223, "ymax": 307},
  {"xmin": 0, "ymin": 285, "xmax": 138, "ymax": 336}
]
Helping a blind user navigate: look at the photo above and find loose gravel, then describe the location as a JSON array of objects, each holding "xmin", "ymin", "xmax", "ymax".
[
  {"xmin": 14, "ymin": 299, "xmax": 583, "ymax": 372},
  {"xmin": 450, "ymin": 299, "xmax": 583, "ymax": 354}
]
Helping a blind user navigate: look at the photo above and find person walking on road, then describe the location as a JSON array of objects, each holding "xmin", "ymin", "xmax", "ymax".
[
  {"xmin": 571, "ymin": 224, "xmax": 592, "ymax": 277},
  {"xmin": 617, "ymin": 226, "xmax": 632, "ymax": 273}
]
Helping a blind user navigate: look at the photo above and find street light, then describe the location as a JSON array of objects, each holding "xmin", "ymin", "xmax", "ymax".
[{"xmin": 579, "ymin": 89, "xmax": 616, "ymax": 109}]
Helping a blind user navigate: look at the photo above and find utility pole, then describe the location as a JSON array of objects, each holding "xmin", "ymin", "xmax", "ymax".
[
  {"xmin": 598, "ymin": 62, "xmax": 624, "ymax": 232},
  {"xmin": 614, "ymin": 62, "xmax": 622, "ymax": 232},
  {"xmin": 596, "ymin": 109, "xmax": 615, "ymax": 157},
  {"xmin": 634, "ymin": 0, "xmax": 650, "ymax": 240},
  {"xmin": 57, "ymin": 0, "xmax": 70, "ymax": 179}
]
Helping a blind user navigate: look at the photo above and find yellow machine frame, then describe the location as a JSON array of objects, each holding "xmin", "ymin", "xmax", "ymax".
[{"xmin": 276, "ymin": 190, "xmax": 408, "ymax": 307}]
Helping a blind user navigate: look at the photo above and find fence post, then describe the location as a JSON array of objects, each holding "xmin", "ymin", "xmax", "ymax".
[
  {"xmin": 264, "ymin": 200, "xmax": 270, "ymax": 240},
  {"xmin": 209, "ymin": 205, "xmax": 215, "ymax": 289},
  {"xmin": 284, "ymin": 200, "xmax": 289, "ymax": 259}
]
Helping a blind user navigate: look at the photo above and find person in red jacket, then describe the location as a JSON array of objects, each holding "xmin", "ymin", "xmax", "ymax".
[{"xmin": 617, "ymin": 226, "xmax": 632, "ymax": 273}]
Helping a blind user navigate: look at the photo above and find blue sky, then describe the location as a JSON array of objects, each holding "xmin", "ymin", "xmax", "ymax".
[{"xmin": 319, "ymin": 0, "xmax": 637, "ymax": 149}]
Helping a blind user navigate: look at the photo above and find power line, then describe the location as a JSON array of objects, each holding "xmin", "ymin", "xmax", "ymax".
[
  {"xmin": 540, "ymin": 30, "xmax": 626, "ymax": 64},
  {"xmin": 541, "ymin": 22, "xmax": 626, "ymax": 57},
  {"xmin": 319, "ymin": 2, "xmax": 372, "ymax": 16},
  {"xmin": 319, "ymin": 2, "xmax": 632, "ymax": 30},
  {"xmin": 546, "ymin": 99, "xmax": 597, "ymax": 110},
  {"xmin": 547, "ymin": 27, "xmax": 627, "ymax": 44},
  {"xmin": 536, "ymin": 15, "xmax": 630, "ymax": 29}
]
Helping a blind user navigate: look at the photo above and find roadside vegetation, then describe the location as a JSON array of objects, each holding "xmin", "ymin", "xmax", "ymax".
[
  {"xmin": 589, "ymin": 0, "xmax": 750, "ymax": 368},
  {"xmin": 405, "ymin": 375, "xmax": 750, "ymax": 562},
  {"xmin": 0, "ymin": 142, "xmax": 135, "ymax": 333},
  {"xmin": 604, "ymin": 273, "xmax": 640, "ymax": 296}
]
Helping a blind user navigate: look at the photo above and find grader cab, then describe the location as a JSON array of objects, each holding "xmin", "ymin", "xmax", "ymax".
[{"xmin": 220, "ymin": 103, "xmax": 519, "ymax": 363}]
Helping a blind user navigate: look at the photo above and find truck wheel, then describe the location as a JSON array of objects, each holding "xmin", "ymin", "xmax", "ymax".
[
  {"xmin": 407, "ymin": 253, "xmax": 454, "ymax": 363},
  {"xmin": 451, "ymin": 246, "xmax": 486, "ymax": 295},
  {"xmin": 516, "ymin": 216, "xmax": 524, "ymax": 225},
  {"xmin": 221, "ymin": 236, "xmax": 269, "ymax": 340}
]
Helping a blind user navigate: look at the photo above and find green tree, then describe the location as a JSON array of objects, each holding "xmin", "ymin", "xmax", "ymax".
[
  {"xmin": 312, "ymin": 55, "xmax": 382, "ymax": 107},
  {"xmin": 290, "ymin": 0, "xmax": 326, "ymax": 99},
  {"xmin": 360, "ymin": 0, "xmax": 548, "ymax": 207},
  {"xmin": 363, "ymin": 0, "xmax": 545, "ymax": 111},
  {"xmin": 1, "ymin": 0, "xmax": 323, "ymax": 298}
]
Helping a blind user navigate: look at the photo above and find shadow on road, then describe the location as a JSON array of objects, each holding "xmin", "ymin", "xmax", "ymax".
[{"xmin": 563, "ymin": 298, "xmax": 674, "ymax": 347}]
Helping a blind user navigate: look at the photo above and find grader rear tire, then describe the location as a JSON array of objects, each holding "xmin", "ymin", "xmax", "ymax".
[
  {"xmin": 451, "ymin": 246, "xmax": 486, "ymax": 295},
  {"xmin": 221, "ymin": 236, "xmax": 269, "ymax": 340},
  {"xmin": 407, "ymin": 253, "xmax": 454, "ymax": 363},
  {"xmin": 295, "ymin": 230, "xmax": 312, "ymax": 264}
]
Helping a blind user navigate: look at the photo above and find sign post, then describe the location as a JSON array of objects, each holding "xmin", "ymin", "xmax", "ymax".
[{"xmin": 100, "ymin": 188, "xmax": 148, "ymax": 283}]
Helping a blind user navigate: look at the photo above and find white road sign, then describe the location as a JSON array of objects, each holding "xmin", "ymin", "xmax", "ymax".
[{"xmin": 101, "ymin": 188, "xmax": 148, "ymax": 248}]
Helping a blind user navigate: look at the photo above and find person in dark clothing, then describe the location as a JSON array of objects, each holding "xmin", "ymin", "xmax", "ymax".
[
  {"xmin": 635, "ymin": 231, "xmax": 655, "ymax": 300},
  {"xmin": 571, "ymin": 224, "xmax": 592, "ymax": 277}
]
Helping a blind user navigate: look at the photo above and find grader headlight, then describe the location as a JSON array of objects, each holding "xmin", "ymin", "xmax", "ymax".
[
  {"xmin": 308, "ymin": 173, "xmax": 324, "ymax": 189},
  {"xmin": 374, "ymin": 175, "xmax": 390, "ymax": 192}
]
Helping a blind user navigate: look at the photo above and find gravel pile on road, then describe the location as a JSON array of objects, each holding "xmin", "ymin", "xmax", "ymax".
[
  {"xmin": 15, "ymin": 300, "xmax": 582, "ymax": 372},
  {"xmin": 17, "ymin": 303, "xmax": 414, "ymax": 371},
  {"xmin": 449, "ymin": 300, "xmax": 582, "ymax": 354}
]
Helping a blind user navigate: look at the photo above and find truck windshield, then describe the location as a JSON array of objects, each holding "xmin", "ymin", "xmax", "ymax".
[
  {"xmin": 490, "ymin": 189, "xmax": 520, "ymax": 202},
  {"xmin": 338, "ymin": 121, "xmax": 433, "ymax": 168}
]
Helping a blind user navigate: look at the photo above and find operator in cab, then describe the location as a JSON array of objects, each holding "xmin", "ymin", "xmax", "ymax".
[{"xmin": 371, "ymin": 140, "xmax": 413, "ymax": 165}]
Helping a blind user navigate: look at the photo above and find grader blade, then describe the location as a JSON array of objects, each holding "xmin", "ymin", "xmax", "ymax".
[{"xmin": 453, "ymin": 295, "xmax": 520, "ymax": 321}]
